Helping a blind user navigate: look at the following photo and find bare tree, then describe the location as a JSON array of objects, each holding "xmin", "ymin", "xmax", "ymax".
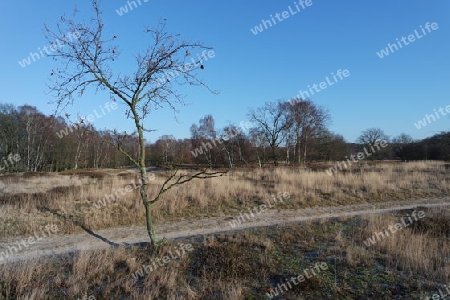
[
  {"xmin": 44, "ymin": 1, "xmax": 225, "ymax": 244},
  {"xmin": 158, "ymin": 135, "xmax": 177, "ymax": 165},
  {"xmin": 18, "ymin": 106, "xmax": 51, "ymax": 172},
  {"xmin": 357, "ymin": 128, "xmax": 389, "ymax": 146},
  {"xmin": 392, "ymin": 133, "xmax": 414, "ymax": 161},
  {"xmin": 283, "ymin": 99, "xmax": 330, "ymax": 164},
  {"xmin": 190, "ymin": 115, "xmax": 217, "ymax": 167},
  {"xmin": 357, "ymin": 128, "xmax": 389, "ymax": 160},
  {"xmin": 248, "ymin": 101, "xmax": 290, "ymax": 166},
  {"xmin": 315, "ymin": 130, "xmax": 349, "ymax": 161},
  {"xmin": 219, "ymin": 124, "xmax": 250, "ymax": 168},
  {"xmin": 88, "ymin": 130, "xmax": 108, "ymax": 168},
  {"xmin": 249, "ymin": 128, "xmax": 267, "ymax": 168},
  {"xmin": 392, "ymin": 133, "xmax": 414, "ymax": 145},
  {"xmin": 0, "ymin": 104, "xmax": 20, "ymax": 159}
]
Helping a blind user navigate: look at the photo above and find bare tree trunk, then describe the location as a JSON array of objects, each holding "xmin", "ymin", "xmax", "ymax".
[
  {"xmin": 255, "ymin": 147, "xmax": 262, "ymax": 168},
  {"xmin": 286, "ymin": 144, "xmax": 290, "ymax": 165},
  {"xmin": 225, "ymin": 148, "xmax": 233, "ymax": 168},
  {"xmin": 139, "ymin": 168, "xmax": 157, "ymax": 243},
  {"xmin": 271, "ymin": 145, "xmax": 278, "ymax": 166},
  {"xmin": 74, "ymin": 143, "xmax": 81, "ymax": 169},
  {"xmin": 132, "ymin": 107, "xmax": 159, "ymax": 244},
  {"xmin": 26, "ymin": 122, "xmax": 31, "ymax": 172},
  {"xmin": 303, "ymin": 143, "xmax": 307, "ymax": 164}
]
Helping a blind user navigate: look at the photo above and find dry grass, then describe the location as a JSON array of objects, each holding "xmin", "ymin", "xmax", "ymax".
[
  {"xmin": 1, "ymin": 161, "xmax": 448, "ymax": 298},
  {"xmin": 359, "ymin": 208, "xmax": 450, "ymax": 281},
  {"xmin": 0, "ymin": 161, "xmax": 449, "ymax": 238},
  {"xmin": 1, "ymin": 207, "xmax": 448, "ymax": 299}
]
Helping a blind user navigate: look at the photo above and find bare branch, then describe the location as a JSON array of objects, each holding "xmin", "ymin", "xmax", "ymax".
[{"xmin": 149, "ymin": 169, "xmax": 227, "ymax": 205}]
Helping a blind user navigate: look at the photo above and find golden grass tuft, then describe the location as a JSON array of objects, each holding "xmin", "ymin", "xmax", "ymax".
[{"xmin": 361, "ymin": 209, "xmax": 450, "ymax": 281}]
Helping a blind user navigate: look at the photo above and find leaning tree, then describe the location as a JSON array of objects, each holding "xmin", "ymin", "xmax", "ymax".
[{"xmin": 44, "ymin": 0, "xmax": 225, "ymax": 244}]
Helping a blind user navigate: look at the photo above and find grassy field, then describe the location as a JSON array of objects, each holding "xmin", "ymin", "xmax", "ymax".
[
  {"xmin": 0, "ymin": 161, "xmax": 449, "ymax": 299},
  {"xmin": 0, "ymin": 207, "xmax": 448, "ymax": 299},
  {"xmin": 0, "ymin": 161, "xmax": 448, "ymax": 238}
]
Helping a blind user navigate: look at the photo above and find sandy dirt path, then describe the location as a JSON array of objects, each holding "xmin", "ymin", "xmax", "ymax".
[{"xmin": 1, "ymin": 197, "xmax": 449, "ymax": 265}]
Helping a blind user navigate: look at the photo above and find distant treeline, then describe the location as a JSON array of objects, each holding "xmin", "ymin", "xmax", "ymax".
[{"xmin": 0, "ymin": 102, "xmax": 448, "ymax": 173}]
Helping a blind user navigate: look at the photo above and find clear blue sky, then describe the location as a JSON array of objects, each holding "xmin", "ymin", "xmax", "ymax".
[{"xmin": 2, "ymin": 0, "xmax": 449, "ymax": 143}]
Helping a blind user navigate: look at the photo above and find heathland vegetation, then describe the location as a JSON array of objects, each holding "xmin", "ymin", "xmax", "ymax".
[{"xmin": 0, "ymin": 162, "xmax": 449, "ymax": 298}]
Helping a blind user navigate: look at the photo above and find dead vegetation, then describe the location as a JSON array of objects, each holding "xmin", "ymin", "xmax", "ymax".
[
  {"xmin": 0, "ymin": 161, "xmax": 449, "ymax": 298},
  {"xmin": 0, "ymin": 161, "xmax": 449, "ymax": 239},
  {"xmin": 0, "ymin": 207, "xmax": 448, "ymax": 299}
]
